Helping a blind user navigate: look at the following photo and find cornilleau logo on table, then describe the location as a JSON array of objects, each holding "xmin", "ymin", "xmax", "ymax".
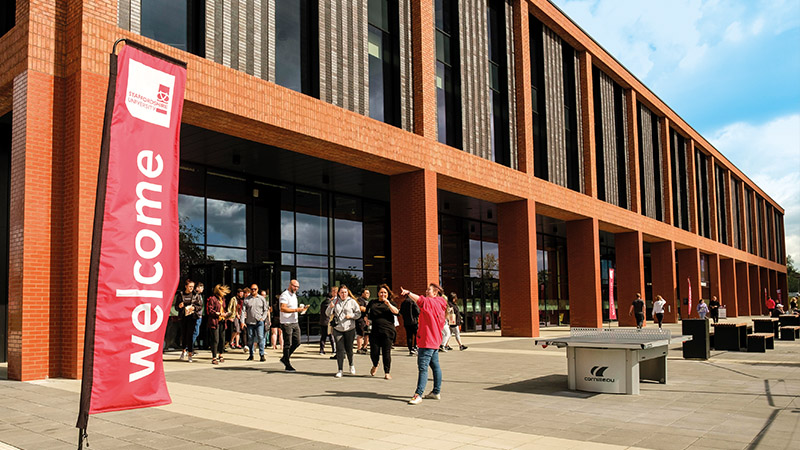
[{"xmin": 585, "ymin": 366, "xmax": 615, "ymax": 383}]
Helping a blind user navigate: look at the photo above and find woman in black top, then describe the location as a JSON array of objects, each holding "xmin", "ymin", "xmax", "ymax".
[{"xmin": 366, "ymin": 284, "xmax": 399, "ymax": 379}]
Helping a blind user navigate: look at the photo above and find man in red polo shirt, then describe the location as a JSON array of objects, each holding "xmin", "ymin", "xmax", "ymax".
[
  {"xmin": 766, "ymin": 296, "xmax": 776, "ymax": 317},
  {"xmin": 400, "ymin": 283, "xmax": 447, "ymax": 405}
]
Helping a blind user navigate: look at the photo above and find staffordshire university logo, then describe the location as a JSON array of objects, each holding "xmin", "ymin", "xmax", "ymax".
[
  {"xmin": 585, "ymin": 366, "xmax": 615, "ymax": 383},
  {"xmin": 125, "ymin": 59, "xmax": 176, "ymax": 128}
]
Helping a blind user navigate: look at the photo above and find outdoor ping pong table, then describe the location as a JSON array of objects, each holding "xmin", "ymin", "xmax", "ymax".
[{"xmin": 535, "ymin": 328, "xmax": 692, "ymax": 394}]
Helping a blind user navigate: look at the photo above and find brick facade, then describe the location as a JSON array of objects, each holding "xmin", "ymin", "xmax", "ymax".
[{"xmin": 0, "ymin": 0, "xmax": 789, "ymax": 380}]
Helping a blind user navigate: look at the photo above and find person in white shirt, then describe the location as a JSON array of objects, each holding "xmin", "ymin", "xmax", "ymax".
[
  {"xmin": 652, "ymin": 295, "xmax": 667, "ymax": 329},
  {"xmin": 279, "ymin": 279, "xmax": 308, "ymax": 372}
]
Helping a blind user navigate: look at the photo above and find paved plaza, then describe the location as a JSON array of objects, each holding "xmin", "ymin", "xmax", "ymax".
[{"xmin": 0, "ymin": 316, "xmax": 798, "ymax": 450}]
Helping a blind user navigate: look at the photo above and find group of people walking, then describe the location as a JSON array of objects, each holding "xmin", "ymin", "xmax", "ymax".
[{"xmin": 171, "ymin": 278, "xmax": 465, "ymax": 405}]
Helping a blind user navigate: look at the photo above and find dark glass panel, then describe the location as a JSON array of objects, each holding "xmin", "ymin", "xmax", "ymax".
[
  {"xmin": 141, "ymin": 0, "xmax": 187, "ymax": 51},
  {"xmin": 207, "ymin": 246, "xmax": 247, "ymax": 262},
  {"xmin": 275, "ymin": 0, "xmax": 303, "ymax": 92},
  {"xmin": 178, "ymin": 194, "xmax": 205, "ymax": 243},
  {"xmin": 206, "ymin": 198, "xmax": 246, "ymax": 247}
]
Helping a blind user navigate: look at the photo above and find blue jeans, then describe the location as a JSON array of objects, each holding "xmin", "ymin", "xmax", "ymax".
[
  {"xmin": 416, "ymin": 348, "xmax": 442, "ymax": 396},
  {"xmin": 247, "ymin": 321, "xmax": 265, "ymax": 356},
  {"xmin": 191, "ymin": 318, "xmax": 202, "ymax": 347}
]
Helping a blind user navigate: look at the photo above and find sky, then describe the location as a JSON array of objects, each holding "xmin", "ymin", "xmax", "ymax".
[{"xmin": 551, "ymin": 0, "xmax": 800, "ymax": 262}]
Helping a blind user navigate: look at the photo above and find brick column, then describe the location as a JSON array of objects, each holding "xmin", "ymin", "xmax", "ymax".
[
  {"xmin": 724, "ymin": 170, "xmax": 734, "ymax": 247},
  {"xmin": 512, "ymin": 0, "xmax": 533, "ymax": 174},
  {"xmin": 578, "ymin": 51, "xmax": 596, "ymax": 198},
  {"xmin": 566, "ymin": 218, "xmax": 601, "ymax": 327},
  {"xmin": 411, "ymin": 0, "xmax": 436, "ymax": 138},
  {"xmin": 615, "ymin": 231, "xmax": 644, "ymax": 327},
  {"xmin": 498, "ymin": 199, "xmax": 539, "ymax": 337},
  {"xmin": 738, "ymin": 181, "xmax": 748, "ymax": 253},
  {"xmin": 660, "ymin": 116, "xmax": 673, "ymax": 225},
  {"xmin": 735, "ymin": 261, "xmax": 750, "ymax": 316},
  {"xmin": 686, "ymin": 140, "xmax": 699, "ymax": 234},
  {"xmin": 677, "ymin": 248, "xmax": 700, "ymax": 319},
  {"xmin": 626, "ymin": 90, "xmax": 641, "ymax": 214},
  {"xmin": 708, "ymin": 253, "xmax": 720, "ymax": 305},
  {"xmin": 749, "ymin": 265, "xmax": 761, "ymax": 316},
  {"xmin": 719, "ymin": 258, "xmax": 737, "ymax": 317},
  {"xmin": 651, "ymin": 241, "xmax": 678, "ymax": 323},
  {"xmin": 390, "ymin": 170, "xmax": 438, "ymax": 342},
  {"xmin": 7, "ymin": 71, "xmax": 60, "ymax": 381}
]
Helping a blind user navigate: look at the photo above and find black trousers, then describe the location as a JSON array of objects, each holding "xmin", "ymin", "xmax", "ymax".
[
  {"xmin": 333, "ymin": 328, "xmax": 356, "ymax": 370},
  {"xmin": 404, "ymin": 324, "xmax": 418, "ymax": 351},
  {"xmin": 370, "ymin": 331, "xmax": 394, "ymax": 373},
  {"xmin": 654, "ymin": 312, "xmax": 664, "ymax": 327},
  {"xmin": 281, "ymin": 323, "xmax": 301, "ymax": 365},
  {"xmin": 209, "ymin": 325, "xmax": 225, "ymax": 358},
  {"xmin": 319, "ymin": 324, "xmax": 335, "ymax": 353},
  {"xmin": 182, "ymin": 317, "xmax": 196, "ymax": 352}
]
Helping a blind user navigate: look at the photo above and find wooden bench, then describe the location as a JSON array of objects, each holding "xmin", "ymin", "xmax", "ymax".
[
  {"xmin": 747, "ymin": 333, "xmax": 775, "ymax": 352},
  {"xmin": 780, "ymin": 326, "xmax": 800, "ymax": 341},
  {"xmin": 712, "ymin": 323, "xmax": 748, "ymax": 351}
]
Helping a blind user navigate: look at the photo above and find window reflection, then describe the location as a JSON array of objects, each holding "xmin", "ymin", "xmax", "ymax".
[
  {"xmin": 141, "ymin": 0, "xmax": 187, "ymax": 51},
  {"xmin": 296, "ymin": 213, "xmax": 327, "ymax": 254},
  {"xmin": 207, "ymin": 246, "xmax": 247, "ymax": 262},
  {"xmin": 281, "ymin": 211, "xmax": 294, "ymax": 251},
  {"xmin": 206, "ymin": 198, "xmax": 246, "ymax": 247},
  {"xmin": 178, "ymin": 194, "xmax": 205, "ymax": 243},
  {"xmin": 297, "ymin": 267, "xmax": 326, "ymax": 314},
  {"xmin": 335, "ymin": 219, "xmax": 363, "ymax": 258},
  {"xmin": 275, "ymin": 0, "xmax": 302, "ymax": 92}
]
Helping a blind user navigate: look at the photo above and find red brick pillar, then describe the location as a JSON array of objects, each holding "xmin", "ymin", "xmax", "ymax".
[
  {"xmin": 749, "ymin": 265, "xmax": 762, "ymax": 316},
  {"xmin": 626, "ymin": 91, "xmax": 641, "ymax": 214},
  {"xmin": 719, "ymin": 258, "xmax": 737, "ymax": 317},
  {"xmin": 651, "ymin": 241, "xmax": 678, "ymax": 323},
  {"xmin": 677, "ymin": 248, "xmax": 700, "ymax": 319},
  {"xmin": 709, "ymin": 253, "xmax": 721, "ymax": 306},
  {"xmin": 390, "ymin": 170, "xmax": 438, "ymax": 343},
  {"xmin": 498, "ymin": 199, "xmax": 539, "ymax": 337},
  {"xmin": 566, "ymin": 218, "xmax": 601, "ymax": 327},
  {"xmin": 411, "ymin": 0, "xmax": 436, "ymax": 138},
  {"xmin": 735, "ymin": 261, "xmax": 750, "ymax": 316},
  {"xmin": 578, "ymin": 51, "xmax": 596, "ymax": 198},
  {"xmin": 7, "ymin": 71, "xmax": 60, "ymax": 381},
  {"xmin": 512, "ymin": 0, "xmax": 533, "ymax": 174},
  {"xmin": 660, "ymin": 117, "xmax": 673, "ymax": 225},
  {"xmin": 615, "ymin": 231, "xmax": 645, "ymax": 327}
]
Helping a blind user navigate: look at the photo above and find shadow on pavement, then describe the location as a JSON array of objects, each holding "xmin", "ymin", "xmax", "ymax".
[
  {"xmin": 299, "ymin": 390, "xmax": 409, "ymax": 403},
  {"xmin": 486, "ymin": 374, "xmax": 598, "ymax": 398}
]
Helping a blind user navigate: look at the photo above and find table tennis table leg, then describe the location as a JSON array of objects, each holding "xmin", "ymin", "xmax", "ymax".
[
  {"xmin": 567, "ymin": 347, "xmax": 577, "ymax": 390},
  {"xmin": 626, "ymin": 349, "xmax": 639, "ymax": 395}
]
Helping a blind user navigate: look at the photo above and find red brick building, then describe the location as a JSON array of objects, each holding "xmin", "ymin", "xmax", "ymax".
[{"xmin": 0, "ymin": 0, "xmax": 788, "ymax": 381}]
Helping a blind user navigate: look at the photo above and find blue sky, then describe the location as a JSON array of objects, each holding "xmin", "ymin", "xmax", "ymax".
[{"xmin": 552, "ymin": 0, "xmax": 800, "ymax": 262}]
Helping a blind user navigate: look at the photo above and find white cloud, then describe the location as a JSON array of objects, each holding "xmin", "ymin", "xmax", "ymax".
[{"xmin": 708, "ymin": 114, "xmax": 800, "ymax": 259}]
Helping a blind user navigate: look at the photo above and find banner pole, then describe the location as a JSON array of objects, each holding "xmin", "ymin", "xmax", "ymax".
[{"xmin": 76, "ymin": 40, "xmax": 124, "ymax": 440}]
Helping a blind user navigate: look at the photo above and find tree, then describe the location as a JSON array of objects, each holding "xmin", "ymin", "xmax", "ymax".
[
  {"xmin": 476, "ymin": 253, "xmax": 499, "ymax": 279},
  {"xmin": 179, "ymin": 217, "xmax": 206, "ymax": 281},
  {"xmin": 787, "ymin": 254, "xmax": 800, "ymax": 294}
]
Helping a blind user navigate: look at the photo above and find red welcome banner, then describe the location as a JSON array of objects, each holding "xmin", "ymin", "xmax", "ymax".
[
  {"xmin": 687, "ymin": 277, "xmax": 692, "ymax": 317},
  {"xmin": 608, "ymin": 268, "xmax": 617, "ymax": 320},
  {"xmin": 78, "ymin": 41, "xmax": 186, "ymax": 432}
]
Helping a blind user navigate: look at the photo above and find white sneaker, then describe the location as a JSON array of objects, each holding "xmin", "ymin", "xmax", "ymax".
[
  {"xmin": 423, "ymin": 392, "xmax": 440, "ymax": 400},
  {"xmin": 349, "ymin": 365, "xmax": 356, "ymax": 375},
  {"xmin": 243, "ymin": 346, "xmax": 249, "ymax": 353},
  {"xmin": 334, "ymin": 371, "xmax": 343, "ymax": 378},
  {"xmin": 187, "ymin": 354, "xmax": 193, "ymax": 363},
  {"xmin": 408, "ymin": 394, "xmax": 422, "ymax": 405},
  {"xmin": 179, "ymin": 350, "xmax": 187, "ymax": 361}
]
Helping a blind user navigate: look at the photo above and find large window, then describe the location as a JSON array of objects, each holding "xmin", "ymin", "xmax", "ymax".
[
  {"xmin": 530, "ymin": 17, "xmax": 547, "ymax": 180},
  {"xmin": 562, "ymin": 45, "xmax": 581, "ymax": 191},
  {"xmin": 275, "ymin": 0, "xmax": 319, "ymax": 97},
  {"xmin": 435, "ymin": 0, "xmax": 462, "ymax": 149},
  {"xmin": 537, "ymin": 216, "xmax": 569, "ymax": 325},
  {"xmin": 488, "ymin": 1, "xmax": 510, "ymax": 167},
  {"xmin": 368, "ymin": 0, "xmax": 400, "ymax": 126},
  {"xmin": 695, "ymin": 150, "xmax": 710, "ymax": 238},
  {"xmin": 140, "ymin": 0, "xmax": 205, "ymax": 56},
  {"xmin": 715, "ymin": 165, "xmax": 728, "ymax": 245},
  {"xmin": 0, "ymin": 0, "xmax": 14, "ymax": 37}
]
